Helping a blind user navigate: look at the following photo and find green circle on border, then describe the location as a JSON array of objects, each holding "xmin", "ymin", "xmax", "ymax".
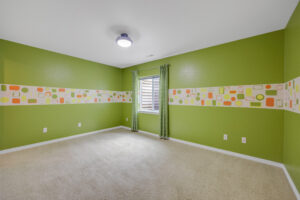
[{"xmin": 256, "ymin": 94, "xmax": 264, "ymax": 101}]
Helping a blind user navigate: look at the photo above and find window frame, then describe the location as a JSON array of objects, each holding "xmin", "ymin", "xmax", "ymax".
[{"xmin": 138, "ymin": 75, "xmax": 160, "ymax": 115}]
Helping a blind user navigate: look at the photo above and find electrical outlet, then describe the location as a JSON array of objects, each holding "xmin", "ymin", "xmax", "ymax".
[
  {"xmin": 223, "ymin": 134, "xmax": 228, "ymax": 141},
  {"xmin": 78, "ymin": 122, "xmax": 82, "ymax": 127},
  {"xmin": 126, "ymin": 117, "xmax": 128, "ymax": 121},
  {"xmin": 43, "ymin": 127, "xmax": 47, "ymax": 133},
  {"xmin": 242, "ymin": 137, "xmax": 246, "ymax": 143}
]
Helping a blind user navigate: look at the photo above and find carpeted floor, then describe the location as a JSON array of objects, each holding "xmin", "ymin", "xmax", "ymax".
[{"xmin": 0, "ymin": 128, "xmax": 296, "ymax": 200}]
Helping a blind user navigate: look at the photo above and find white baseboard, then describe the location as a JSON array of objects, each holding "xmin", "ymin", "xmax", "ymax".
[
  {"xmin": 120, "ymin": 126, "xmax": 300, "ymax": 199},
  {"xmin": 282, "ymin": 164, "xmax": 300, "ymax": 200},
  {"xmin": 119, "ymin": 125, "xmax": 131, "ymax": 130},
  {"xmin": 0, "ymin": 126, "xmax": 123, "ymax": 155},
  {"xmin": 169, "ymin": 137, "xmax": 282, "ymax": 167}
]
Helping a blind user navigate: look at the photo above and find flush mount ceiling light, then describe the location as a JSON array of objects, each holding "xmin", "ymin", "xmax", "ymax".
[{"xmin": 116, "ymin": 33, "xmax": 132, "ymax": 48}]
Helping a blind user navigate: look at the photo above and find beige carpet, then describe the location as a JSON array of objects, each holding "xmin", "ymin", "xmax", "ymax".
[{"xmin": 0, "ymin": 128, "xmax": 296, "ymax": 200}]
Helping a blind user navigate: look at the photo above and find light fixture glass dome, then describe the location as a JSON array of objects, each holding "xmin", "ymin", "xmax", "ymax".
[{"xmin": 116, "ymin": 33, "xmax": 132, "ymax": 48}]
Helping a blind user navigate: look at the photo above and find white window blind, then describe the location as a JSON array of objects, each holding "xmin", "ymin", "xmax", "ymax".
[{"xmin": 139, "ymin": 76, "xmax": 159, "ymax": 112}]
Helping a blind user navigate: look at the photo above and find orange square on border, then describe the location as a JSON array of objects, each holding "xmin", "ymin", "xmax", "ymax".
[
  {"xmin": 266, "ymin": 98, "xmax": 274, "ymax": 107},
  {"xmin": 37, "ymin": 88, "xmax": 44, "ymax": 92},
  {"xmin": 201, "ymin": 100, "xmax": 205, "ymax": 106},
  {"xmin": 223, "ymin": 101, "xmax": 232, "ymax": 106},
  {"xmin": 10, "ymin": 86, "xmax": 20, "ymax": 91},
  {"xmin": 12, "ymin": 98, "xmax": 20, "ymax": 104},
  {"xmin": 265, "ymin": 85, "xmax": 271, "ymax": 89}
]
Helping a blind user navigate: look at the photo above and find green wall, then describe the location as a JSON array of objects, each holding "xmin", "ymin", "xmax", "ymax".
[
  {"xmin": 122, "ymin": 30, "xmax": 285, "ymax": 162},
  {"xmin": 0, "ymin": 39, "xmax": 123, "ymax": 150},
  {"xmin": 283, "ymin": 3, "xmax": 300, "ymax": 192},
  {"xmin": 0, "ymin": 48, "xmax": 3, "ymax": 145},
  {"xmin": 0, "ymin": 104, "xmax": 122, "ymax": 149},
  {"xmin": 0, "ymin": 40, "xmax": 122, "ymax": 90}
]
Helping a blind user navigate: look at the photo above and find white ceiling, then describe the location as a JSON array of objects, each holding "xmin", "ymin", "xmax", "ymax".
[{"xmin": 0, "ymin": 0, "xmax": 298, "ymax": 68}]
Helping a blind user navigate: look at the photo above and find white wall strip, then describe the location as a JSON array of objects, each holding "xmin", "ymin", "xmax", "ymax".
[
  {"xmin": 284, "ymin": 76, "xmax": 300, "ymax": 114},
  {"xmin": 0, "ymin": 84, "xmax": 132, "ymax": 105},
  {"xmin": 1, "ymin": 76, "xmax": 300, "ymax": 114},
  {"xmin": 169, "ymin": 83, "xmax": 284, "ymax": 110},
  {"xmin": 168, "ymin": 77, "xmax": 300, "ymax": 114}
]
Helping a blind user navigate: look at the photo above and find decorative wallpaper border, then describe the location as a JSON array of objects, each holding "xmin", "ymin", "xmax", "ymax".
[
  {"xmin": 0, "ymin": 84, "xmax": 132, "ymax": 105},
  {"xmin": 169, "ymin": 76, "xmax": 300, "ymax": 114},
  {"xmin": 1, "ymin": 76, "xmax": 300, "ymax": 114},
  {"xmin": 284, "ymin": 76, "xmax": 300, "ymax": 114},
  {"xmin": 169, "ymin": 83, "xmax": 284, "ymax": 110}
]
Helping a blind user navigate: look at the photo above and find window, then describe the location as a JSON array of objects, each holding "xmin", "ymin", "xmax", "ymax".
[{"xmin": 139, "ymin": 76, "xmax": 159, "ymax": 113}]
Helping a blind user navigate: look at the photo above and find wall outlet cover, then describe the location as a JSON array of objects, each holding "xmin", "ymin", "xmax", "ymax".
[
  {"xmin": 43, "ymin": 128, "xmax": 47, "ymax": 133},
  {"xmin": 126, "ymin": 117, "xmax": 128, "ymax": 121},
  {"xmin": 224, "ymin": 134, "xmax": 228, "ymax": 140},
  {"xmin": 78, "ymin": 122, "xmax": 82, "ymax": 127},
  {"xmin": 242, "ymin": 137, "xmax": 247, "ymax": 143}
]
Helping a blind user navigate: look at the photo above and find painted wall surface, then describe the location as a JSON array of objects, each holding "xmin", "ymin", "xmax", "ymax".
[
  {"xmin": 283, "ymin": 3, "xmax": 300, "ymax": 192},
  {"xmin": 0, "ymin": 104, "xmax": 122, "ymax": 149},
  {"xmin": 0, "ymin": 50, "xmax": 3, "ymax": 83},
  {"xmin": 0, "ymin": 51, "xmax": 3, "ymax": 144},
  {"xmin": 0, "ymin": 39, "xmax": 123, "ymax": 150},
  {"xmin": 122, "ymin": 30, "xmax": 285, "ymax": 162},
  {"xmin": 0, "ymin": 106, "xmax": 3, "ymax": 149}
]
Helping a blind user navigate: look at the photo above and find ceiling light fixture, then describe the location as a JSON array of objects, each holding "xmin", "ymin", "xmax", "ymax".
[{"xmin": 116, "ymin": 33, "xmax": 132, "ymax": 48}]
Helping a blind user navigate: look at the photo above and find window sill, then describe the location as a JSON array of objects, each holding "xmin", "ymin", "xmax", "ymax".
[{"xmin": 138, "ymin": 110, "xmax": 159, "ymax": 115}]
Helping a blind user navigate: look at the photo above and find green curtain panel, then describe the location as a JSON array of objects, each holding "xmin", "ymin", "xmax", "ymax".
[
  {"xmin": 159, "ymin": 64, "xmax": 169, "ymax": 139},
  {"xmin": 131, "ymin": 70, "xmax": 139, "ymax": 132}
]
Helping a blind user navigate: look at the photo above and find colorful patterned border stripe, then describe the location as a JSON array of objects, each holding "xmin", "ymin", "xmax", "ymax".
[
  {"xmin": 0, "ymin": 84, "xmax": 132, "ymax": 105},
  {"xmin": 284, "ymin": 76, "xmax": 300, "ymax": 114},
  {"xmin": 169, "ymin": 83, "xmax": 284, "ymax": 110},
  {"xmin": 1, "ymin": 76, "xmax": 299, "ymax": 114},
  {"xmin": 168, "ymin": 76, "xmax": 300, "ymax": 114}
]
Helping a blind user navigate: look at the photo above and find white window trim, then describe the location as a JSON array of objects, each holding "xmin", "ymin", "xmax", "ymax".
[
  {"xmin": 138, "ymin": 75, "xmax": 160, "ymax": 115},
  {"xmin": 138, "ymin": 110, "xmax": 159, "ymax": 115}
]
